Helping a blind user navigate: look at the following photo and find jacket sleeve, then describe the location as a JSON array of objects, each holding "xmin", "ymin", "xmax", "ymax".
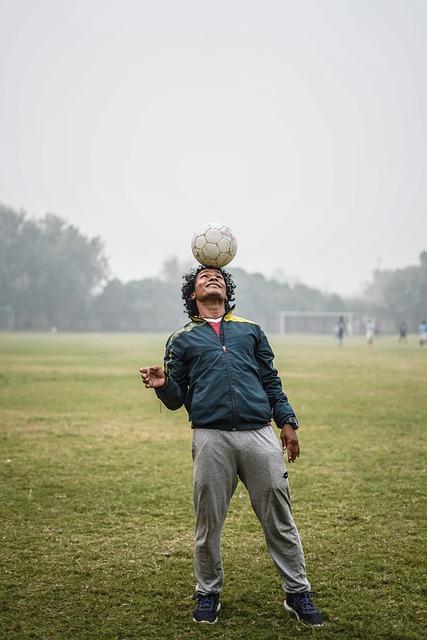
[
  {"xmin": 155, "ymin": 334, "xmax": 188, "ymax": 410},
  {"xmin": 255, "ymin": 327, "xmax": 298, "ymax": 428}
]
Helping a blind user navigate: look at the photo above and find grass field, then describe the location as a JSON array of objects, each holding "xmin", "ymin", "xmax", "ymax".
[{"xmin": 0, "ymin": 332, "xmax": 426, "ymax": 640}]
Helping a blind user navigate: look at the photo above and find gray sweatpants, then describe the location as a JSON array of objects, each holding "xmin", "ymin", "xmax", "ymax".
[{"xmin": 192, "ymin": 426, "xmax": 311, "ymax": 595}]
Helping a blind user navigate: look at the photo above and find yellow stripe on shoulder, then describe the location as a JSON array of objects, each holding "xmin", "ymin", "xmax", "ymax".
[
  {"xmin": 168, "ymin": 321, "xmax": 201, "ymax": 344},
  {"xmin": 224, "ymin": 313, "xmax": 257, "ymax": 325}
]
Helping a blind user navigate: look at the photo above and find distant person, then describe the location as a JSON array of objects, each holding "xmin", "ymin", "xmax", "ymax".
[
  {"xmin": 418, "ymin": 320, "xmax": 427, "ymax": 346},
  {"xmin": 335, "ymin": 316, "xmax": 346, "ymax": 348},
  {"xmin": 139, "ymin": 266, "xmax": 324, "ymax": 627},
  {"xmin": 366, "ymin": 319, "xmax": 376, "ymax": 346},
  {"xmin": 398, "ymin": 321, "xmax": 407, "ymax": 343}
]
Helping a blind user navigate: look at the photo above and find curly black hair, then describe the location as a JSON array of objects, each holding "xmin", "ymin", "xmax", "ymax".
[{"xmin": 181, "ymin": 265, "xmax": 236, "ymax": 318}]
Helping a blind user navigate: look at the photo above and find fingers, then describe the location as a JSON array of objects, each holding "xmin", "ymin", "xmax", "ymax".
[
  {"xmin": 139, "ymin": 367, "xmax": 155, "ymax": 388},
  {"xmin": 286, "ymin": 441, "xmax": 300, "ymax": 463},
  {"xmin": 139, "ymin": 366, "xmax": 164, "ymax": 388},
  {"xmin": 281, "ymin": 426, "xmax": 300, "ymax": 463},
  {"xmin": 139, "ymin": 368, "xmax": 152, "ymax": 388},
  {"xmin": 282, "ymin": 442, "xmax": 299, "ymax": 463}
]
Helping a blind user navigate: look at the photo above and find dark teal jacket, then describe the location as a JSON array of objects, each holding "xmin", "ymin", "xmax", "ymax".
[
  {"xmin": 156, "ymin": 309, "xmax": 298, "ymax": 431},
  {"xmin": 155, "ymin": 308, "xmax": 298, "ymax": 431}
]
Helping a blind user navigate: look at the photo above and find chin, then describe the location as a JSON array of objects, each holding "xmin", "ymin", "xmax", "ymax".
[{"xmin": 203, "ymin": 292, "xmax": 225, "ymax": 302}]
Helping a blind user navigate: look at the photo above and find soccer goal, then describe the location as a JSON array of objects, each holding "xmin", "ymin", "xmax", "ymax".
[{"xmin": 278, "ymin": 310, "xmax": 358, "ymax": 335}]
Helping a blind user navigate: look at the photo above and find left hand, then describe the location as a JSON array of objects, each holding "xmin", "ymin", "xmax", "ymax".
[{"xmin": 280, "ymin": 424, "xmax": 300, "ymax": 463}]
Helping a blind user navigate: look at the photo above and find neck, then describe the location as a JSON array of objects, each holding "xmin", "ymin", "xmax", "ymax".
[{"xmin": 196, "ymin": 300, "xmax": 226, "ymax": 319}]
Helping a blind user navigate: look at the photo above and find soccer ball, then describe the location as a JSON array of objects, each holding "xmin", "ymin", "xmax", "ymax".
[{"xmin": 191, "ymin": 223, "xmax": 237, "ymax": 268}]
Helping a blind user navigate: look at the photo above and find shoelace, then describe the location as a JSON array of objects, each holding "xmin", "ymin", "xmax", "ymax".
[
  {"xmin": 194, "ymin": 594, "xmax": 218, "ymax": 611},
  {"xmin": 294, "ymin": 592, "xmax": 317, "ymax": 614}
]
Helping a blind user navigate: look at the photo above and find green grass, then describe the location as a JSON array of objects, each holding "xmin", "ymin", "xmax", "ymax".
[{"xmin": 0, "ymin": 332, "xmax": 426, "ymax": 640}]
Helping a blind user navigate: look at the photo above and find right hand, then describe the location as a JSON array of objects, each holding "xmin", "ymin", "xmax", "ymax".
[{"xmin": 139, "ymin": 366, "xmax": 166, "ymax": 389}]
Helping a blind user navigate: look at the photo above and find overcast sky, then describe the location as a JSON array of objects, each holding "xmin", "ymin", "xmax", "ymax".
[{"xmin": 1, "ymin": 0, "xmax": 426, "ymax": 296}]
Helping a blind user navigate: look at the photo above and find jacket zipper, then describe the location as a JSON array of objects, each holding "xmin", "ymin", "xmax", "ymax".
[{"xmin": 221, "ymin": 321, "xmax": 237, "ymax": 429}]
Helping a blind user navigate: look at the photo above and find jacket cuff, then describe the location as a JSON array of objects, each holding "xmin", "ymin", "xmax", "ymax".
[
  {"xmin": 280, "ymin": 416, "xmax": 299, "ymax": 430},
  {"xmin": 155, "ymin": 377, "xmax": 171, "ymax": 399}
]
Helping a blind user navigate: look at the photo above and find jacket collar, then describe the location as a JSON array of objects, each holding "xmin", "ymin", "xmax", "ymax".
[{"xmin": 191, "ymin": 305, "xmax": 236, "ymax": 324}]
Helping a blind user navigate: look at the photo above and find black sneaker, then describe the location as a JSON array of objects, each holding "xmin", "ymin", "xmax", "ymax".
[
  {"xmin": 192, "ymin": 592, "xmax": 221, "ymax": 624},
  {"xmin": 284, "ymin": 591, "xmax": 324, "ymax": 626}
]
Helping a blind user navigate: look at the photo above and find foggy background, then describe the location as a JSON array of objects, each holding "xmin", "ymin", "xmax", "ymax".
[{"xmin": 1, "ymin": 0, "xmax": 426, "ymax": 297}]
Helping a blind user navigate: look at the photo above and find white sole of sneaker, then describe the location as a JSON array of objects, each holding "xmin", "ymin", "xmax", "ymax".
[
  {"xmin": 193, "ymin": 602, "xmax": 221, "ymax": 624},
  {"xmin": 284, "ymin": 601, "xmax": 324, "ymax": 627}
]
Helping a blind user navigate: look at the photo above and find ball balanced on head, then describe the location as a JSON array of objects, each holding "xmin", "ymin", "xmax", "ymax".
[{"xmin": 191, "ymin": 223, "xmax": 237, "ymax": 268}]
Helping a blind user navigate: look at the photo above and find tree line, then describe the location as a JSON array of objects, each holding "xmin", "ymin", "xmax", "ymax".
[{"xmin": 0, "ymin": 203, "xmax": 425, "ymax": 332}]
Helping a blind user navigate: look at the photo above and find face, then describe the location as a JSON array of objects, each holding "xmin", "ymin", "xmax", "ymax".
[{"xmin": 191, "ymin": 268, "xmax": 227, "ymax": 303}]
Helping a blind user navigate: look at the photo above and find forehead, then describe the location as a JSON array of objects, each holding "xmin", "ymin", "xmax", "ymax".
[{"xmin": 196, "ymin": 268, "xmax": 224, "ymax": 281}]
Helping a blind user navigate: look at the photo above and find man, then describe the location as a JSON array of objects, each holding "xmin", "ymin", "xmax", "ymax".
[
  {"xmin": 366, "ymin": 319, "xmax": 376, "ymax": 346},
  {"xmin": 398, "ymin": 321, "xmax": 407, "ymax": 343},
  {"xmin": 419, "ymin": 320, "xmax": 427, "ymax": 346},
  {"xmin": 335, "ymin": 316, "xmax": 346, "ymax": 348},
  {"xmin": 140, "ymin": 266, "xmax": 324, "ymax": 627}
]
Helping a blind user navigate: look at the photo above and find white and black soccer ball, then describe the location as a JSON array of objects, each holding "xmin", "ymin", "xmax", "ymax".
[{"xmin": 191, "ymin": 223, "xmax": 237, "ymax": 268}]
